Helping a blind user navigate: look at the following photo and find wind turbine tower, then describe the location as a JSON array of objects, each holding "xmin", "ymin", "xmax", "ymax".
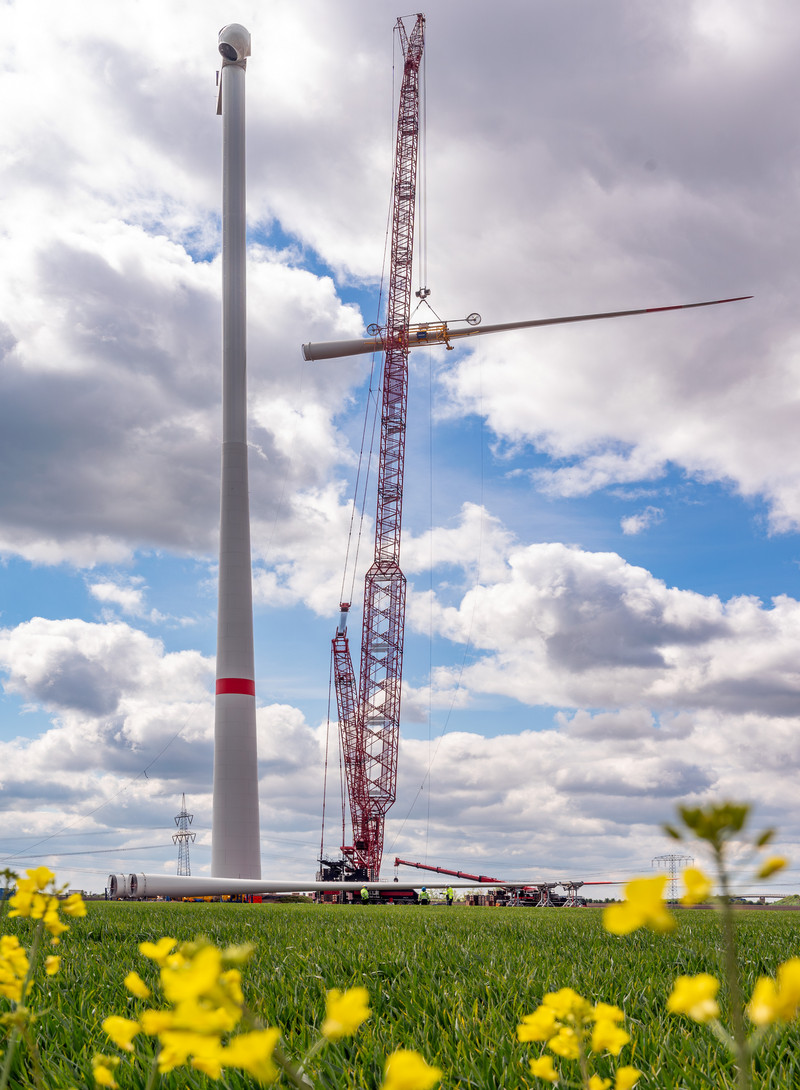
[{"xmin": 211, "ymin": 23, "xmax": 262, "ymax": 879}]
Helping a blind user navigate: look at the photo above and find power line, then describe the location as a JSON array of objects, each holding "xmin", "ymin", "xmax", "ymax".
[
  {"xmin": 1, "ymin": 714, "xmax": 196, "ymax": 863},
  {"xmin": 0, "ymin": 844, "xmax": 172, "ymax": 862}
]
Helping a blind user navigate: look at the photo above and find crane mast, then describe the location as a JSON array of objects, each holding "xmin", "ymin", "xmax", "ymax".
[{"xmin": 331, "ymin": 13, "xmax": 425, "ymax": 880}]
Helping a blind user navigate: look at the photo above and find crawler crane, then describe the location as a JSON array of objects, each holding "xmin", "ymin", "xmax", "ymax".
[
  {"xmin": 306, "ymin": 15, "xmax": 750, "ymax": 884},
  {"xmin": 323, "ymin": 14, "xmax": 426, "ymax": 882}
]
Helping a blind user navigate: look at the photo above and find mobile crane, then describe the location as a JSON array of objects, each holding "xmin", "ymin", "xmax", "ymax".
[{"xmin": 306, "ymin": 15, "xmax": 750, "ymax": 884}]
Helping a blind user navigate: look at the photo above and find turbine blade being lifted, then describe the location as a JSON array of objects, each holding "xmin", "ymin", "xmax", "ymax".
[{"xmin": 301, "ymin": 295, "xmax": 752, "ymax": 362}]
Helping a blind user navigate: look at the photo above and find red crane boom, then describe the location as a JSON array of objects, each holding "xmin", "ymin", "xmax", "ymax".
[
  {"xmin": 331, "ymin": 14, "xmax": 425, "ymax": 880},
  {"xmin": 393, "ymin": 858, "xmax": 503, "ymax": 883}
]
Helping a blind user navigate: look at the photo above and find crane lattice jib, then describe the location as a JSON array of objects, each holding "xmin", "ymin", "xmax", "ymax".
[
  {"xmin": 332, "ymin": 612, "xmax": 364, "ymax": 836},
  {"xmin": 331, "ymin": 13, "xmax": 425, "ymax": 881}
]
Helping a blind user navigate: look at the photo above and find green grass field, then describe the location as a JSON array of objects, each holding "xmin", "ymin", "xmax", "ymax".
[{"xmin": 3, "ymin": 902, "xmax": 800, "ymax": 1088}]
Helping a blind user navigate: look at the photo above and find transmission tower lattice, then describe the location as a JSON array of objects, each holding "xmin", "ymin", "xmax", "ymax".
[
  {"xmin": 653, "ymin": 852, "xmax": 693, "ymax": 904},
  {"xmin": 173, "ymin": 793, "xmax": 196, "ymax": 877}
]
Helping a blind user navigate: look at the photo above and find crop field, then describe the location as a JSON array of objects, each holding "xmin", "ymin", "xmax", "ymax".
[{"xmin": 2, "ymin": 901, "xmax": 800, "ymax": 1089}]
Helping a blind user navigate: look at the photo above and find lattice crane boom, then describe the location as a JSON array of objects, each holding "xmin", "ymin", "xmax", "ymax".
[{"xmin": 331, "ymin": 13, "xmax": 425, "ymax": 880}]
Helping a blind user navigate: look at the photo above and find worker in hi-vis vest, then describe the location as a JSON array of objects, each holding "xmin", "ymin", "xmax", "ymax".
[
  {"xmin": 446, "ymin": 886, "xmax": 454, "ymax": 906},
  {"xmin": 360, "ymin": 886, "xmax": 369, "ymax": 905},
  {"xmin": 419, "ymin": 886, "xmax": 430, "ymax": 905}
]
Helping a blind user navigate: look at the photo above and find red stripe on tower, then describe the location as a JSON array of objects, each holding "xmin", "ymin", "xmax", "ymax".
[{"xmin": 216, "ymin": 678, "xmax": 256, "ymax": 696}]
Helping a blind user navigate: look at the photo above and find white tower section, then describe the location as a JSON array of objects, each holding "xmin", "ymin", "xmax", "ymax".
[{"xmin": 211, "ymin": 23, "xmax": 262, "ymax": 879}]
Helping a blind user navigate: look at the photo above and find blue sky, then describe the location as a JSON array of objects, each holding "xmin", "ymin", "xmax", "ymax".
[{"xmin": 1, "ymin": 0, "xmax": 799, "ymax": 896}]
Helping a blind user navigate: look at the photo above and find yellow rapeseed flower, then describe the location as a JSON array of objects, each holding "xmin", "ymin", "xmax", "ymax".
[
  {"xmin": 92, "ymin": 1054, "xmax": 120, "ymax": 1088},
  {"xmin": 30, "ymin": 893, "xmax": 51, "ymax": 921},
  {"xmin": 141, "ymin": 939, "xmax": 244, "ymax": 1040},
  {"xmin": 139, "ymin": 1009, "xmax": 175, "ymax": 1035},
  {"xmin": 186, "ymin": 1032, "xmax": 228, "ymax": 1079},
  {"xmin": 28, "ymin": 866, "xmax": 56, "ymax": 890},
  {"xmin": 219, "ymin": 966, "xmax": 245, "ymax": 1009},
  {"xmin": 190, "ymin": 1049, "xmax": 225, "ymax": 1080},
  {"xmin": 615, "ymin": 1066, "xmax": 642, "ymax": 1090},
  {"xmin": 590, "ymin": 1017, "xmax": 630, "ymax": 1056},
  {"xmin": 7, "ymin": 888, "xmax": 34, "ymax": 919},
  {"xmin": 529, "ymin": 1054, "xmax": 558, "ymax": 1082},
  {"xmin": 160, "ymin": 944, "xmax": 222, "ymax": 1005},
  {"xmin": 127, "ymin": 935, "xmax": 264, "ymax": 1081},
  {"xmin": 45, "ymin": 955, "xmax": 61, "ymax": 976},
  {"xmin": 139, "ymin": 937, "xmax": 177, "ymax": 967},
  {"xmin": 10, "ymin": 878, "xmax": 71, "ymax": 938},
  {"xmin": 547, "ymin": 1025, "xmax": 580, "ymax": 1060},
  {"xmin": 62, "ymin": 892, "xmax": 87, "ymax": 917},
  {"xmin": 680, "ymin": 866, "xmax": 713, "ymax": 906},
  {"xmin": 757, "ymin": 856, "xmax": 788, "ymax": 879},
  {"xmin": 160, "ymin": 946, "xmax": 222, "ymax": 1002},
  {"xmin": 747, "ymin": 957, "xmax": 800, "ymax": 1025},
  {"xmin": 102, "ymin": 1015, "xmax": 141, "ymax": 1052},
  {"xmin": 520, "ymin": 987, "xmax": 633, "ymax": 1068},
  {"xmin": 321, "ymin": 985, "xmax": 371, "ymax": 1040},
  {"xmin": 168, "ymin": 997, "xmax": 238, "ymax": 1035},
  {"xmin": 220, "ymin": 1027, "xmax": 281, "ymax": 1083},
  {"xmin": 124, "ymin": 970, "xmax": 151, "ymax": 999},
  {"xmin": 124, "ymin": 936, "xmax": 299, "ymax": 1084},
  {"xmin": 44, "ymin": 900, "xmax": 70, "ymax": 942},
  {"xmin": 603, "ymin": 875, "xmax": 676, "ymax": 935},
  {"xmin": 747, "ymin": 977, "xmax": 780, "ymax": 1026},
  {"xmin": 0, "ymin": 934, "xmax": 29, "ymax": 1002},
  {"xmin": 667, "ymin": 974, "xmax": 720, "ymax": 1023},
  {"xmin": 0, "ymin": 935, "xmax": 29, "ymax": 974},
  {"xmin": 591, "ymin": 1003, "xmax": 625, "ymax": 1024},
  {"xmin": 771, "ymin": 955, "xmax": 800, "ymax": 1017},
  {"xmin": 588, "ymin": 1077, "xmax": 611, "ymax": 1090},
  {"xmin": 8, "ymin": 868, "xmax": 57, "ymax": 919},
  {"xmin": 382, "ymin": 1049, "xmax": 442, "ymax": 1090},
  {"xmin": 9, "ymin": 868, "xmax": 79, "ymax": 942},
  {"xmin": 517, "ymin": 1006, "xmax": 559, "ymax": 1042},
  {"xmin": 221, "ymin": 942, "xmax": 255, "ymax": 965},
  {"xmin": 156, "ymin": 1029, "xmax": 223, "ymax": 1074},
  {"xmin": 543, "ymin": 986, "xmax": 592, "ymax": 1022}
]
